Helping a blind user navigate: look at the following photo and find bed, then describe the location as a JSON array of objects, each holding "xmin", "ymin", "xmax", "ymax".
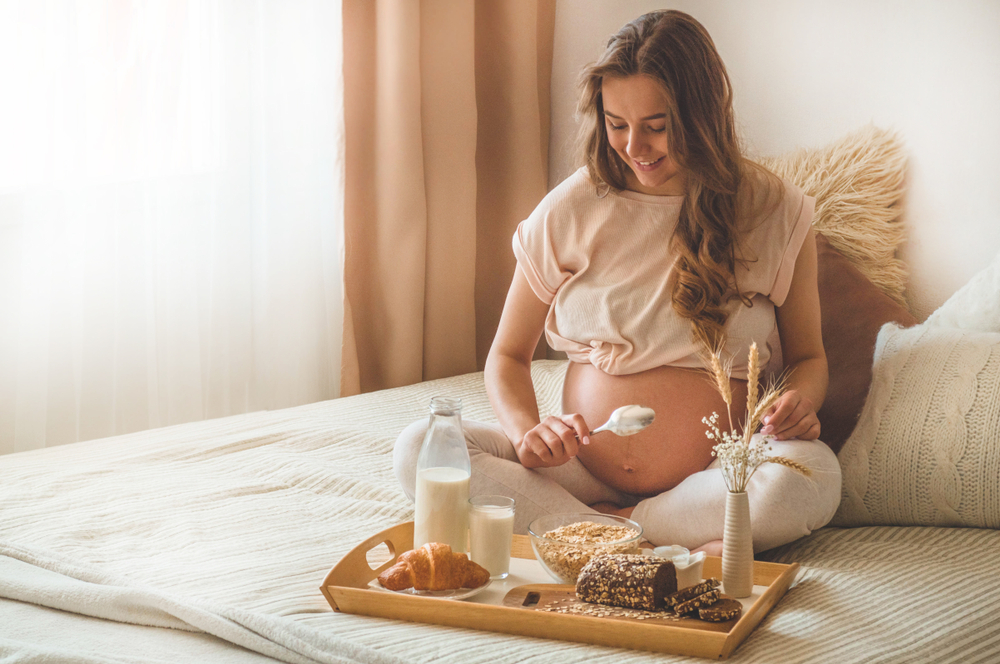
[
  {"xmin": 2, "ymin": 355, "xmax": 999, "ymax": 664},
  {"xmin": 3, "ymin": 129, "xmax": 1000, "ymax": 663}
]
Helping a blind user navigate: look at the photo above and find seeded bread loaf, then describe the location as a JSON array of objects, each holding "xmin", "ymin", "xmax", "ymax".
[{"xmin": 575, "ymin": 554, "xmax": 677, "ymax": 611}]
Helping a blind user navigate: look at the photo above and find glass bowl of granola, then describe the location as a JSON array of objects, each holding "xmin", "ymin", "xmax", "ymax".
[{"xmin": 527, "ymin": 513, "xmax": 643, "ymax": 584}]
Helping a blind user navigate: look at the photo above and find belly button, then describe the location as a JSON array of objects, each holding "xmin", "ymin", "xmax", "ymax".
[{"xmin": 623, "ymin": 464, "xmax": 635, "ymax": 473}]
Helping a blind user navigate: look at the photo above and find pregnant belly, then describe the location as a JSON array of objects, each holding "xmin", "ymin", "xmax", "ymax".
[{"xmin": 565, "ymin": 361, "xmax": 749, "ymax": 497}]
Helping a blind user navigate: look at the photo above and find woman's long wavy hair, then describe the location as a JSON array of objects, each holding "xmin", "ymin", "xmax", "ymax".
[{"xmin": 577, "ymin": 10, "xmax": 779, "ymax": 349}]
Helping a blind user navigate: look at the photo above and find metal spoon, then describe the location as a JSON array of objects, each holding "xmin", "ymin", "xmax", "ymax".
[{"xmin": 589, "ymin": 405, "xmax": 656, "ymax": 437}]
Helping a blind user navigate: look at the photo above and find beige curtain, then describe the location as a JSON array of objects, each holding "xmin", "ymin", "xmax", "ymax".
[{"xmin": 341, "ymin": 0, "xmax": 555, "ymax": 396}]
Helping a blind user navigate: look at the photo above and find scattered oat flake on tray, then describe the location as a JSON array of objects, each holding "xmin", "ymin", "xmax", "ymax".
[{"xmin": 541, "ymin": 599, "xmax": 681, "ymax": 621}]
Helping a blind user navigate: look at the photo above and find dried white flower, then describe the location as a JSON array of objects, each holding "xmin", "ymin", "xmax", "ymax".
[
  {"xmin": 701, "ymin": 342, "xmax": 809, "ymax": 493},
  {"xmin": 705, "ymin": 411, "xmax": 776, "ymax": 492}
]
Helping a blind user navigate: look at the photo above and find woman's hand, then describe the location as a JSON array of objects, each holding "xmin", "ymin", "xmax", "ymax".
[
  {"xmin": 515, "ymin": 414, "xmax": 590, "ymax": 468},
  {"xmin": 760, "ymin": 390, "xmax": 820, "ymax": 441}
]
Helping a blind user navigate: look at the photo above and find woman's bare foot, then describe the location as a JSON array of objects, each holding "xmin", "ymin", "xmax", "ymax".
[
  {"xmin": 590, "ymin": 502, "xmax": 636, "ymax": 519},
  {"xmin": 692, "ymin": 539, "xmax": 723, "ymax": 557}
]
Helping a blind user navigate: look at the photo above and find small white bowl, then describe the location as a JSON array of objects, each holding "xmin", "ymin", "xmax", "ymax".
[{"xmin": 652, "ymin": 545, "xmax": 706, "ymax": 589}]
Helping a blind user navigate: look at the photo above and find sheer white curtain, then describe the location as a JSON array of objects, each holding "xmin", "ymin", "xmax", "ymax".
[{"xmin": 0, "ymin": 0, "xmax": 344, "ymax": 455}]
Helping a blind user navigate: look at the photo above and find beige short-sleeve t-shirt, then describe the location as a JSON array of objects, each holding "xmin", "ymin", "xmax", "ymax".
[{"xmin": 512, "ymin": 167, "xmax": 814, "ymax": 379}]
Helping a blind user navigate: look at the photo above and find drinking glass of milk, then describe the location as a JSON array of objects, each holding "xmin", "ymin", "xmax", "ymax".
[
  {"xmin": 414, "ymin": 397, "xmax": 471, "ymax": 553},
  {"xmin": 468, "ymin": 495, "xmax": 515, "ymax": 579}
]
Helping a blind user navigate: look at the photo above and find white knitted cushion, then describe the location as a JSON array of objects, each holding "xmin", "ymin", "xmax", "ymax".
[
  {"xmin": 831, "ymin": 322, "xmax": 1000, "ymax": 527},
  {"xmin": 924, "ymin": 250, "xmax": 1000, "ymax": 332}
]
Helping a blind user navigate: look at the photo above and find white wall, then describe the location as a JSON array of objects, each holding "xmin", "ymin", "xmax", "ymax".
[{"xmin": 550, "ymin": 0, "xmax": 1000, "ymax": 320}]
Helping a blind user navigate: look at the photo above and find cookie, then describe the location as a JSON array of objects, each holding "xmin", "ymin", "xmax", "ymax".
[{"xmin": 698, "ymin": 597, "xmax": 743, "ymax": 622}]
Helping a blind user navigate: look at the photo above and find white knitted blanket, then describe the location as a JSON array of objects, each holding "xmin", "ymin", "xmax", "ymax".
[{"xmin": 0, "ymin": 541, "xmax": 399, "ymax": 664}]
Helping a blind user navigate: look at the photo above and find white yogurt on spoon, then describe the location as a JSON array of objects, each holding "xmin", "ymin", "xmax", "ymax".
[{"xmin": 589, "ymin": 405, "xmax": 656, "ymax": 437}]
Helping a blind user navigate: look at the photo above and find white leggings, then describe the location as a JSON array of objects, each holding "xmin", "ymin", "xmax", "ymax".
[{"xmin": 393, "ymin": 418, "xmax": 842, "ymax": 552}]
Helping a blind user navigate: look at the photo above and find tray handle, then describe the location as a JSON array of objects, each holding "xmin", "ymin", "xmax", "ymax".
[{"xmin": 320, "ymin": 521, "xmax": 415, "ymax": 609}]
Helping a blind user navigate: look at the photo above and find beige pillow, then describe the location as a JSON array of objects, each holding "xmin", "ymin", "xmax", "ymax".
[{"xmin": 759, "ymin": 125, "xmax": 909, "ymax": 306}]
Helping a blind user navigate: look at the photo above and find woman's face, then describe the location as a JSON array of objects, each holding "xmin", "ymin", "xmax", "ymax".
[{"xmin": 601, "ymin": 75, "xmax": 686, "ymax": 196}]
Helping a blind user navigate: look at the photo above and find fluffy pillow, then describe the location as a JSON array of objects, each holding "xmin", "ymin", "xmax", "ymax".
[
  {"xmin": 814, "ymin": 234, "xmax": 917, "ymax": 453},
  {"xmin": 831, "ymin": 322, "xmax": 1000, "ymax": 528},
  {"xmin": 760, "ymin": 125, "xmax": 909, "ymax": 306}
]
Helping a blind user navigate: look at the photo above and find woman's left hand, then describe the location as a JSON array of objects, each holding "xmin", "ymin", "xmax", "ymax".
[{"xmin": 760, "ymin": 389, "xmax": 820, "ymax": 441}]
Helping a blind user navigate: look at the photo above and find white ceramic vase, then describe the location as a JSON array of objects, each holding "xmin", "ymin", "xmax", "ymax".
[{"xmin": 722, "ymin": 490, "xmax": 754, "ymax": 598}]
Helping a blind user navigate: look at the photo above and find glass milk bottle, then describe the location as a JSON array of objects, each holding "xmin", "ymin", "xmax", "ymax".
[{"xmin": 413, "ymin": 397, "xmax": 471, "ymax": 553}]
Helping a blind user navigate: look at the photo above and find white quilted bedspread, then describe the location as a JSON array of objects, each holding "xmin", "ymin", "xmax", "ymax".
[{"xmin": 1, "ymin": 360, "xmax": 998, "ymax": 663}]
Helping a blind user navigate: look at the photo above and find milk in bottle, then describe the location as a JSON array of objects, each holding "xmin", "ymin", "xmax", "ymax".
[{"xmin": 413, "ymin": 397, "xmax": 471, "ymax": 552}]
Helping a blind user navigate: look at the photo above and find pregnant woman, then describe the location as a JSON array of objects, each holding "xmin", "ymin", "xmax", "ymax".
[{"xmin": 394, "ymin": 9, "xmax": 841, "ymax": 553}]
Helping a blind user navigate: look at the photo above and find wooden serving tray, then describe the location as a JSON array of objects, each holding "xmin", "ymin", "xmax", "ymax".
[{"xmin": 320, "ymin": 521, "xmax": 799, "ymax": 660}]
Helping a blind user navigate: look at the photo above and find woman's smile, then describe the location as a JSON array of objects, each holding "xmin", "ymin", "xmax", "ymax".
[
  {"xmin": 633, "ymin": 155, "xmax": 665, "ymax": 171},
  {"xmin": 602, "ymin": 74, "xmax": 686, "ymax": 196}
]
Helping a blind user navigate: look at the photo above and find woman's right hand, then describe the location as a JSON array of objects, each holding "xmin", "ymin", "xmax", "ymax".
[{"xmin": 515, "ymin": 413, "xmax": 590, "ymax": 468}]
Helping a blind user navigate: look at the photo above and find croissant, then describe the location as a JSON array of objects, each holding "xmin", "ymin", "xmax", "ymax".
[{"xmin": 377, "ymin": 543, "xmax": 491, "ymax": 591}]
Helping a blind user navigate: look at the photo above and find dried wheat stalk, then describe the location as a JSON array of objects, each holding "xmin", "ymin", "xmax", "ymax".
[
  {"xmin": 705, "ymin": 343, "xmax": 734, "ymax": 431},
  {"xmin": 765, "ymin": 456, "xmax": 813, "ymax": 477},
  {"xmin": 746, "ymin": 342, "xmax": 760, "ymax": 418},
  {"xmin": 702, "ymin": 339, "xmax": 810, "ymax": 492}
]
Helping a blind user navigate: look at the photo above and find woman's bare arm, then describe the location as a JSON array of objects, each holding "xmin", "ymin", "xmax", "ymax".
[
  {"xmin": 765, "ymin": 228, "xmax": 828, "ymax": 440},
  {"xmin": 485, "ymin": 266, "xmax": 590, "ymax": 467}
]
